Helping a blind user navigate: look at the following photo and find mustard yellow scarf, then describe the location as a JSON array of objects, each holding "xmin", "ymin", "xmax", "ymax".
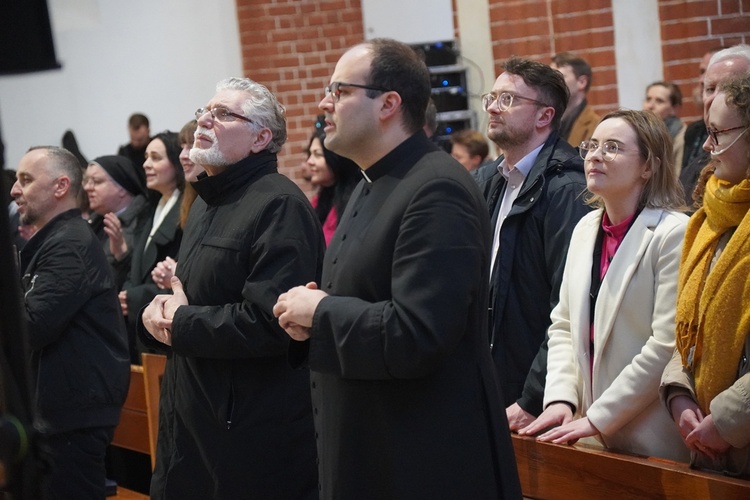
[{"xmin": 675, "ymin": 175, "xmax": 750, "ymax": 413}]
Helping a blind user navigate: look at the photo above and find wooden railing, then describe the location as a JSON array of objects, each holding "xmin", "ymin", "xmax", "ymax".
[
  {"xmin": 111, "ymin": 360, "xmax": 750, "ymax": 498},
  {"xmin": 512, "ymin": 434, "xmax": 750, "ymax": 499}
]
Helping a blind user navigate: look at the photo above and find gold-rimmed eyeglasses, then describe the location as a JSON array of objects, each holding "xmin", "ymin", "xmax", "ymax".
[
  {"xmin": 481, "ymin": 91, "xmax": 549, "ymax": 112},
  {"xmin": 579, "ymin": 140, "xmax": 621, "ymax": 162}
]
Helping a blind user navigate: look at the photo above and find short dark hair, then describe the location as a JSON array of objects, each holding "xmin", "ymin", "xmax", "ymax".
[
  {"xmin": 366, "ymin": 38, "xmax": 432, "ymax": 134},
  {"xmin": 646, "ymin": 81, "xmax": 683, "ymax": 107},
  {"xmin": 27, "ymin": 146, "xmax": 83, "ymax": 199},
  {"xmin": 128, "ymin": 113, "xmax": 150, "ymax": 129},
  {"xmin": 502, "ymin": 56, "xmax": 569, "ymax": 131},
  {"xmin": 424, "ymin": 99, "xmax": 438, "ymax": 135},
  {"xmin": 551, "ymin": 52, "xmax": 593, "ymax": 92}
]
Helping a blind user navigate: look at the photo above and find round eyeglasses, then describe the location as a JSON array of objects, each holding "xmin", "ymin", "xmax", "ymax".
[
  {"xmin": 579, "ymin": 140, "xmax": 621, "ymax": 162},
  {"xmin": 481, "ymin": 91, "xmax": 549, "ymax": 112},
  {"xmin": 195, "ymin": 106, "xmax": 254, "ymax": 124},
  {"xmin": 324, "ymin": 81, "xmax": 391, "ymax": 102}
]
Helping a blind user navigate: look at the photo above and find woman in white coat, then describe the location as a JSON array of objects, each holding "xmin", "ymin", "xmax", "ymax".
[{"xmin": 519, "ymin": 109, "xmax": 690, "ymax": 461}]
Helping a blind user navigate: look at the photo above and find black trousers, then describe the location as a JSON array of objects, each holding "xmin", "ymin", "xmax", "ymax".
[{"xmin": 42, "ymin": 426, "xmax": 114, "ymax": 500}]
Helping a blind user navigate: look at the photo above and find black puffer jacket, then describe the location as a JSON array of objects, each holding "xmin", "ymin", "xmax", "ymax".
[
  {"xmin": 20, "ymin": 209, "xmax": 130, "ymax": 434},
  {"xmin": 474, "ymin": 133, "xmax": 590, "ymax": 414}
]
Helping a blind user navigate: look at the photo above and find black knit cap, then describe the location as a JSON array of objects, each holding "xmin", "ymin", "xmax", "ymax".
[{"xmin": 89, "ymin": 155, "xmax": 147, "ymax": 197}]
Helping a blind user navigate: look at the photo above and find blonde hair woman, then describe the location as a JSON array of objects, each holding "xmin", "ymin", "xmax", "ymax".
[{"xmin": 520, "ymin": 110, "xmax": 689, "ymax": 462}]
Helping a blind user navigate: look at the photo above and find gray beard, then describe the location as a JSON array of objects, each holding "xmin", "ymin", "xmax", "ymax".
[{"xmin": 190, "ymin": 145, "xmax": 229, "ymax": 167}]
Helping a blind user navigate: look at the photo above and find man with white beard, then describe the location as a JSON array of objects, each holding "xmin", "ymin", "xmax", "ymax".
[{"xmin": 139, "ymin": 77, "xmax": 324, "ymax": 499}]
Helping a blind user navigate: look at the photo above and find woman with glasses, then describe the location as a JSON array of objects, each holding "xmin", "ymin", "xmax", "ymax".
[
  {"xmin": 119, "ymin": 131, "xmax": 184, "ymax": 362},
  {"xmin": 519, "ymin": 110, "xmax": 689, "ymax": 462},
  {"xmin": 661, "ymin": 75, "xmax": 750, "ymax": 477},
  {"xmin": 305, "ymin": 116, "xmax": 361, "ymax": 246}
]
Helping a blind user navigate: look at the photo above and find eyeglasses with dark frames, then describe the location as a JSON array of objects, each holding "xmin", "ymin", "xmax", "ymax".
[
  {"xmin": 481, "ymin": 91, "xmax": 549, "ymax": 112},
  {"xmin": 707, "ymin": 124, "xmax": 746, "ymax": 145},
  {"xmin": 324, "ymin": 82, "xmax": 391, "ymax": 102},
  {"xmin": 195, "ymin": 106, "xmax": 254, "ymax": 124}
]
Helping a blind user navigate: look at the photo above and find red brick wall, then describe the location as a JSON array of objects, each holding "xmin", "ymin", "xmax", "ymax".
[
  {"xmin": 235, "ymin": 0, "xmax": 364, "ymax": 191},
  {"xmin": 660, "ymin": 0, "xmax": 750, "ymax": 121},
  {"xmin": 235, "ymin": 0, "xmax": 749, "ymax": 185},
  {"xmin": 487, "ymin": 0, "xmax": 618, "ymax": 116}
]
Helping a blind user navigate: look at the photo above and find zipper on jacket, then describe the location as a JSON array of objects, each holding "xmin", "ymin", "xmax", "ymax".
[{"xmin": 225, "ymin": 382, "xmax": 234, "ymax": 430}]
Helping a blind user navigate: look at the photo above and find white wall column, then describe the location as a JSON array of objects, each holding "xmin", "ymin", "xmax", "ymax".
[
  {"xmin": 455, "ymin": 0, "xmax": 496, "ymax": 140},
  {"xmin": 612, "ymin": 0, "xmax": 663, "ymax": 109}
]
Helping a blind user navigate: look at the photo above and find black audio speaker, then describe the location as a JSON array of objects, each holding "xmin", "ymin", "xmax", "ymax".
[
  {"xmin": 411, "ymin": 41, "xmax": 457, "ymax": 68},
  {"xmin": 0, "ymin": 0, "xmax": 61, "ymax": 75}
]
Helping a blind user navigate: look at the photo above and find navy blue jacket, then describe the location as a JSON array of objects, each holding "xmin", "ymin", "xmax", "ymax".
[{"xmin": 475, "ymin": 133, "xmax": 590, "ymax": 414}]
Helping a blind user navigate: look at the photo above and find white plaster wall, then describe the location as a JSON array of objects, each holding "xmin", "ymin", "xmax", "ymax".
[
  {"xmin": 612, "ymin": 0, "xmax": 663, "ymax": 109},
  {"xmin": 362, "ymin": 0, "xmax": 454, "ymax": 43},
  {"xmin": 0, "ymin": 0, "xmax": 242, "ymax": 170},
  {"xmin": 455, "ymin": 0, "xmax": 497, "ymax": 155}
]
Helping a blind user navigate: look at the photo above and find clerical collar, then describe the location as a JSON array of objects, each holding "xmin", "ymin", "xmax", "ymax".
[{"xmin": 360, "ymin": 131, "xmax": 437, "ymax": 183}]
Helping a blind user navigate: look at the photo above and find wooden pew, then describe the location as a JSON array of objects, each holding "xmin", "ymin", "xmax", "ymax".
[
  {"xmin": 111, "ymin": 354, "xmax": 167, "ymax": 468},
  {"xmin": 113, "ymin": 486, "xmax": 148, "ymax": 499},
  {"xmin": 111, "ymin": 365, "xmax": 149, "ymax": 456},
  {"xmin": 109, "ymin": 354, "xmax": 167, "ymax": 498},
  {"xmin": 512, "ymin": 434, "xmax": 750, "ymax": 499},
  {"xmin": 141, "ymin": 352, "xmax": 167, "ymax": 469}
]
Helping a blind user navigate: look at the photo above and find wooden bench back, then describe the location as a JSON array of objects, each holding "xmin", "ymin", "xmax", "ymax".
[
  {"xmin": 111, "ymin": 365, "xmax": 148, "ymax": 456},
  {"xmin": 512, "ymin": 434, "xmax": 750, "ymax": 499},
  {"xmin": 141, "ymin": 353, "xmax": 167, "ymax": 469},
  {"xmin": 111, "ymin": 354, "xmax": 167, "ymax": 470}
]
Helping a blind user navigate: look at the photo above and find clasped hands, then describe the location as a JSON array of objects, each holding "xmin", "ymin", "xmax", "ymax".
[
  {"xmin": 669, "ymin": 395, "xmax": 730, "ymax": 459},
  {"xmin": 273, "ymin": 282, "xmax": 328, "ymax": 341},
  {"xmin": 142, "ymin": 276, "xmax": 189, "ymax": 346},
  {"xmin": 152, "ymin": 256, "xmax": 177, "ymax": 290}
]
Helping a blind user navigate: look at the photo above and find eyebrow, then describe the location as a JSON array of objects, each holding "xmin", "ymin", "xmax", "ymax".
[
  {"xmin": 207, "ymin": 102, "xmax": 232, "ymax": 109},
  {"xmin": 590, "ymin": 138, "xmax": 626, "ymax": 145}
]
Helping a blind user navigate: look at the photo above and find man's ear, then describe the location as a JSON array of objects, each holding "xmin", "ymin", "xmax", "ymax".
[
  {"xmin": 54, "ymin": 176, "xmax": 71, "ymax": 199},
  {"xmin": 536, "ymin": 106, "xmax": 555, "ymax": 129},
  {"xmin": 576, "ymin": 75, "xmax": 589, "ymax": 93},
  {"xmin": 250, "ymin": 128, "xmax": 274, "ymax": 153},
  {"xmin": 379, "ymin": 91, "xmax": 402, "ymax": 121}
]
